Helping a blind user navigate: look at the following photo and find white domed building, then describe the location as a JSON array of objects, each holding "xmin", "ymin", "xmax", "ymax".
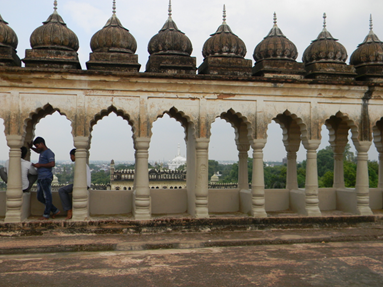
[{"xmin": 168, "ymin": 144, "xmax": 186, "ymax": 171}]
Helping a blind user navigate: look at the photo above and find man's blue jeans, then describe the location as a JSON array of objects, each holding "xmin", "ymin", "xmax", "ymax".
[{"xmin": 37, "ymin": 178, "xmax": 59, "ymax": 218}]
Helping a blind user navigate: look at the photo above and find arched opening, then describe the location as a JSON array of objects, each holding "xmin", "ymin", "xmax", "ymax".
[
  {"xmin": 209, "ymin": 110, "xmax": 251, "ymax": 190},
  {"xmin": 90, "ymin": 111, "xmax": 135, "ymax": 192},
  {"xmin": 88, "ymin": 107, "xmax": 135, "ymax": 217},
  {"xmin": 23, "ymin": 108, "xmax": 73, "ymax": 219}
]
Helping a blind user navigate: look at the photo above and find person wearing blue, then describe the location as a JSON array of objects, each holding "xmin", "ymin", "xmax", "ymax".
[{"xmin": 30, "ymin": 137, "xmax": 60, "ymax": 220}]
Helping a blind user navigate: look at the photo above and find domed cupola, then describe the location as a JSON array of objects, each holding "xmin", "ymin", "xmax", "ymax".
[
  {"xmin": 350, "ymin": 15, "xmax": 383, "ymax": 81},
  {"xmin": 198, "ymin": 6, "xmax": 251, "ymax": 76},
  {"xmin": 302, "ymin": 13, "xmax": 355, "ymax": 79},
  {"xmin": 87, "ymin": 0, "xmax": 140, "ymax": 72},
  {"xmin": 0, "ymin": 14, "xmax": 21, "ymax": 66},
  {"xmin": 252, "ymin": 13, "xmax": 305, "ymax": 78},
  {"xmin": 254, "ymin": 13, "xmax": 297, "ymax": 62},
  {"xmin": 202, "ymin": 6, "xmax": 246, "ymax": 59},
  {"xmin": 23, "ymin": 1, "xmax": 81, "ymax": 69},
  {"xmin": 145, "ymin": 0, "xmax": 196, "ymax": 74}
]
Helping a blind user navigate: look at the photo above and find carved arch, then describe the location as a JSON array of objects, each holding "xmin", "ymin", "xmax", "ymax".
[
  {"xmin": 89, "ymin": 105, "xmax": 136, "ymax": 139},
  {"xmin": 209, "ymin": 109, "xmax": 253, "ymax": 144},
  {"xmin": 324, "ymin": 111, "xmax": 359, "ymax": 149},
  {"xmin": 150, "ymin": 106, "xmax": 196, "ymax": 141}
]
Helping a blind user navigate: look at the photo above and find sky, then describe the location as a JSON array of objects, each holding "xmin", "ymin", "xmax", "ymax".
[{"xmin": 0, "ymin": 0, "xmax": 382, "ymax": 162}]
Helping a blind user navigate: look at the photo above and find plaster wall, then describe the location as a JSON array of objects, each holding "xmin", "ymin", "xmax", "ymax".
[
  {"xmin": 318, "ymin": 188, "xmax": 337, "ymax": 211},
  {"xmin": 151, "ymin": 189, "xmax": 187, "ymax": 214},
  {"xmin": 336, "ymin": 189, "xmax": 357, "ymax": 213},
  {"xmin": 90, "ymin": 190, "xmax": 133, "ymax": 215},
  {"xmin": 208, "ymin": 189, "xmax": 239, "ymax": 213},
  {"xmin": 265, "ymin": 189, "xmax": 290, "ymax": 211},
  {"xmin": 369, "ymin": 188, "xmax": 383, "ymax": 210},
  {"xmin": 290, "ymin": 189, "xmax": 306, "ymax": 214}
]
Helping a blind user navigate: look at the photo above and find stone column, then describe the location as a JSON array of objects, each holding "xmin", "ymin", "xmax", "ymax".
[
  {"xmin": 285, "ymin": 148, "xmax": 299, "ymax": 190},
  {"xmin": 354, "ymin": 141, "xmax": 373, "ymax": 215},
  {"xmin": 332, "ymin": 140, "xmax": 347, "ymax": 189},
  {"xmin": 379, "ymin": 152, "xmax": 383, "ymax": 189},
  {"xmin": 194, "ymin": 138, "xmax": 209, "ymax": 218},
  {"xmin": 250, "ymin": 139, "xmax": 267, "ymax": 217},
  {"xmin": 72, "ymin": 136, "xmax": 90, "ymax": 221},
  {"xmin": 4, "ymin": 135, "xmax": 24, "ymax": 223},
  {"xmin": 133, "ymin": 137, "xmax": 151, "ymax": 220},
  {"xmin": 303, "ymin": 140, "xmax": 322, "ymax": 216},
  {"xmin": 333, "ymin": 153, "xmax": 345, "ymax": 188},
  {"xmin": 237, "ymin": 144, "xmax": 250, "ymax": 190}
]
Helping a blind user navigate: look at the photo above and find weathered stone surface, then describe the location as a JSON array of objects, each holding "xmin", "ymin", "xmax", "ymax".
[
  {"xmin": 0, "ymin": 46, "xmax": 20, "ymax": 67},
  {"xmin": 198, "ymin": 57, "xmax": 252, "ymax": 76},
  {"xmin": 304, "ymin": 62, "xmax": 357, "ymax": 80},
  {"xmin": 252, "ymin": 59, "xmax": 305, "ymax": 78},
  {"xmin": 86, "ymin": 52, "xmax": 140, "ymax": 72},
  {"xmin": 23, "ymin": 49, "xmax": 81, "ymax": 69},
  {"xmin": 146, "ymin": 54, "xmax": 196, "ymax": 74}
]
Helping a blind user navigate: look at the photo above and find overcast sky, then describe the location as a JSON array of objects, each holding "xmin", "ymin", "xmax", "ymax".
[{"xmin": 0, "ymin": 0, "xmax": 382, "ymax": 162}]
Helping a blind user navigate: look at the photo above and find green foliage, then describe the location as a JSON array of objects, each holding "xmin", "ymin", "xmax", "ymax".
[
  {"xmin": 115, "ymin": 164, "xmax": 135, "ymax": 170},
  {"xmin": 343, "ymin": 160, "xmax": 356, "ymax": 187},
  {"xmin": 368, "ymin": 161, "xmax": 379, "ymax": 188},
  {"xmin": 317, "ymin": 146, "xmax": 334, "ymax": 177},
  {"xmin": 91, "ymin": 170, "xmax": 110, "ymax": 185},
  {"xmin": 264, "ymin": 164, "xmax": 287, "ymax": 189},
  {"xmin": 319, "ymin": 171, "xmax": 333, "ymax": 188},
  {"xmin": 177, "ymin": 164, "xmax": 186, "ymax": 171}
]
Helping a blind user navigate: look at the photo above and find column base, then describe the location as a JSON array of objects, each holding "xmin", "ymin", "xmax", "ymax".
[
  {"xmin": 72, "ymin": 211, "xmax": 89, "ymax": 221},
  {"xmin": 134, "ymin": 212, "xmax": 151, "ymax": 220},
  {"xmin": 304, "ymin": 206, "xmax": 322, "ymax": 217},
  {"xmin": 356, "ymin": 206, "xmax": 373, "ymax": 215},
  {"xmin": 195, "ymin": 207, "xmax": 209, "ymax": 219},
  {"xmin": 251, "ymin": 208, "xmax": 267, "ymax": 218}
]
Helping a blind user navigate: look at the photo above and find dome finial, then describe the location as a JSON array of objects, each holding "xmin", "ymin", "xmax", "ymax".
[
  {"xmin": 323, "ymin": 12, "xmax": 327, "ymax": 29},
  {"xmin": 273, "ymin": 12, "xmax": 277, "ymax": 26},
  {"xmin": 113, "ymin": 0, "xmax": 116, "ymax": 15},
  {"xmin": 168, "ymin": 0, "xmax": 172, "ymax": 19},
  {"xmin": 223, "ymin": 4, "xmax": 227, "ymax": 24},
  {"xmin": 54, "ymin": 0, "xmax": 58, "ymax": 11},
  {"xmin": 370, "ymin": 14, "xmax": 373, "ymax": 31}
]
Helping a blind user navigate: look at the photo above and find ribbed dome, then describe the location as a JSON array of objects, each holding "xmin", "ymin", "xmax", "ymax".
[
  {"xmin": 350, "ymin": 16, "xmax": 383, "ymax": 66},
  {"xmin": 90, "ymin": 12, "xmax": 137, "ymax": 54},
  {"xmin": 0, "ymin": 14, "xmax": 18, "ymax": 49},
  {"xmin": 254, "ymin": 13, "xmax": 297, "ymax": 62},
  {"xmin": 148, "ymin": 4, "xmax": 192, "ymax": 56},
  {"xmin": 302, "ymin": 13, "xmax": 347, "ymax": 64},
  {"xmin": 202, "ymin": 7, "xmax": 246, "ymax": 58},
  {"xmin": 30, "ymin": 6, "xmax": 79, "ymax": 51}
]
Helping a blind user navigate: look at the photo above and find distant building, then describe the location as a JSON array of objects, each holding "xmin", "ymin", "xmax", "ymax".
[
  {"xmin": 168, "ymin": 144, "xmax": 186, "ymax": 171},
  {"xmin": 110, "ymin": 160, "xmax": 186, "ymax": 190}
]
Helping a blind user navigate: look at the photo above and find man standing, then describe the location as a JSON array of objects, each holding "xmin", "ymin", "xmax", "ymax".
[
  {"xmin": 59, "ymin": 149, "xmax": 91, "ymax": 220},
  {"xmin": 31, "ymin": 137, "xmax": 60, "ymax": 220}
]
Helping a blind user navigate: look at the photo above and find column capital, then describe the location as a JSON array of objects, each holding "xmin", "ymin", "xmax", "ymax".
[
  {"xmin": 195, "ymin": 138, "xmax": 210, "ymax": 149},
  {"xmin": 251, "ymin": 139, "xmax": 267, "ymax": 150},
  {"xmin": 302, "ymin": 139, "xmax": 321, "ymax": 151},
  {"xmin": 73, "ymin": 136, "xmax": 90, "ymax": 149},
  {"xmin": 6, "ymin": 135, "xmax": 23, "ymax": 149},
  {"xmin": 134, "ymin": 137, "xmax": 151, "ymax": 150},
  {"xmin": 354, "ymin": 141, "xmax": 372, "ymax": 153}
]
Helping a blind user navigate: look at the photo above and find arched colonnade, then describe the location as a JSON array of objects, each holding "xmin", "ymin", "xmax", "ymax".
[{"xmin": 1, "ymin": 70, "xmax": 383, "ymax": 222}]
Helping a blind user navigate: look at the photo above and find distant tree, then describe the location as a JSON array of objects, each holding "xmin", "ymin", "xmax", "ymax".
[
  {"xmin": 368, "ymin": 161, "xmax": 379, "ymax": 188},
  {"xmin": 319, "ymin": 171, "xmax": 333, "ymax": 188},
  {"xmin": 317, "ymin": 146, "xmax": 334, "ymax": 178},
  {"xmin": 91, "ymin": 170, "xmax": 110, "ymax": 185},
  {"xmin": 177, "ymin": 164, "xmax": 186, "ymax": 171},
  {"xmin": 208, "ymin": 160, "xmax": 219, "ymax": 179}
]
